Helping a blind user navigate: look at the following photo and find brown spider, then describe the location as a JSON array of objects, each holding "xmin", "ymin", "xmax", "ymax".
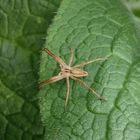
[{"xmin": 40, "ymin": 48, "xmax": 108, "ymax": 109}]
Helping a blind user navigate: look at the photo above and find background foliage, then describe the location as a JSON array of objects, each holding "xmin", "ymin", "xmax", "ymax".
[{"xmin": 0, "ymin": 0, "xmax": 61, "ymax": 139}]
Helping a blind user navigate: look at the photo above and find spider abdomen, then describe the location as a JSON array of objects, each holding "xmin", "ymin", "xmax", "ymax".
[{"xmin": 70, "ymin": 68, "xmax": 88, "ymax": 77}]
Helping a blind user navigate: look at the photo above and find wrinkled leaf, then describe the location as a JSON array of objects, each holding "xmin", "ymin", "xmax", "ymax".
[
  {"xmin": 0, "ymin": 0, "xmax": 61, "ymax": 140},
  {"xmin": 39, "ymin": 0, "xmax": 140, "ymax": 140},
  {"xmin": 124, "ymin": 0, "xmax": 140, "ymax": 18}
]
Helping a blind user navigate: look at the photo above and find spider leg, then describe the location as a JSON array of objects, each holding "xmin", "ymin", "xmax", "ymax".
[
  {"xmin": 68, "ymin": 48, "xmax": 73, "ymax": 66},
  {"xmin": 39, "ymin": 74, "xmax": 65, "ymax": 88},
  {"xmin": 42, "ymin": 48, "xmax": 66, "ymax": 66},
  {"xmin": 65, "ymin": 77, "xmax": 70, "ymax": 110},
  {"xmin": 70, "ymin": 76, "xmax": 106, "ymax": 100},
  {"xmin": 73, "ymin": 58, "xmax": 108, "ymax": 68}
]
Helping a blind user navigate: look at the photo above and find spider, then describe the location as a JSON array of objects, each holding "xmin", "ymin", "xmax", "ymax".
[{"xmin": 40, "ymin": 48, "xmax": 108, "ymax": 109}]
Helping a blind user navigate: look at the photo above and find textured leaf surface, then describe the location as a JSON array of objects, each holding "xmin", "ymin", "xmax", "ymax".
[
  {"xmin": 125, "ymin": 0, "xmax": 140, "ymax": 18},
  {"xmin": 39, "ymin": 0, "xmax": 140, "ymax": 140},
  {"xmin": 0, "ymin": 0, "xmax": 61, "ymax": 140}
]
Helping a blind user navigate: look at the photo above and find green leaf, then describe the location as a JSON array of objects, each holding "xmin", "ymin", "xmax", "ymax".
[
  {"xmin": 39, "ymin": 0, "xmax": 140, "ymax": 140},
  {"xmin": 124, "ymin": 0, "xmax": 140, "ymax": 18},
  {"xmin": 0, "ymin": 0, "xmax": 61, "ymax": 140}
]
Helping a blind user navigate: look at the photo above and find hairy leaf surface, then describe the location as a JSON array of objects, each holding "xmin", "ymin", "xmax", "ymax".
[{"xmin": 39, "ymin": 0, "xmax": 140, "ymax": 140}]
